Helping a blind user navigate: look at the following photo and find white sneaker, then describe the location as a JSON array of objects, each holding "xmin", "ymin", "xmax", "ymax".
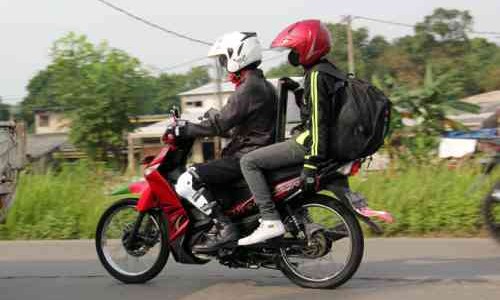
[{"xmin": 238, "ymin": 220, "xmax": 286, "ymax": 246}]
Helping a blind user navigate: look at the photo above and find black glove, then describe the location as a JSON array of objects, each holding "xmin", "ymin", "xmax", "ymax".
[
  {"xmin": 169, "ymin": 119, "xmax": 188, "ymax": 138},
  {"xmin": 300, "ymin": 165, "xmax": 318, "ymax": 195}
]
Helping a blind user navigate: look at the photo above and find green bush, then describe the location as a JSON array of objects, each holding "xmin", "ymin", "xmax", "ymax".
[
  {"xmin": 0, "ymin": 162, "xmax": 115, "ymax": 239},
  {"xmin": 351, "ymin": 162, "xmax": 495, "ymax": 236}
]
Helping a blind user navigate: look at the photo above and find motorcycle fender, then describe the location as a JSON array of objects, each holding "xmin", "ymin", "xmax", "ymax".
[
  {"xmin": 317, "ymin": 190, "xmax": 384, "ymax": 235},
  {"xmin": 110, "ymin": 180, "xmax": 148, "ymax": 197}
]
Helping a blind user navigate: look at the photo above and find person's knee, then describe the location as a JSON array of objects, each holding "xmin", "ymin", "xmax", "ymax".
[
  {"xmin": 175, "ymin": 170, "xmax": 197, "ymax": 200},
  {"xmin": 175, "ymin": 168, "xmax": 213, "ymax": 215},
  {"xmin": 175, "ymin": 168, "xmax": 203, "ymax": 198},
  {"xmin": 240, "ymin": 153, "xmax": 259, "ymax": 171}
]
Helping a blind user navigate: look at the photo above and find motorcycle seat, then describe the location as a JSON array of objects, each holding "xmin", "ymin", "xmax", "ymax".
[{"xmin": 266, "ymin": 164, "xmax": 302, "ymax": 183}]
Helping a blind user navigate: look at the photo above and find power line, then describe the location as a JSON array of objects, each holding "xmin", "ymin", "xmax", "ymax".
[
  {"xmin": 96, "ymin": 0, "xmax": 212, "ymax": 46},
  {"xmin": 353, "ymin": 15, "xmax": 414, "ymax": 28},
  {"xmin": 157, "ymin": 52, "xmax": 286, "ymax": 73},
  {"xmin": 159, "ymin": 56, "xmax": 209, "ymax": 72},
  {"xmin": 351, "ymin": 15, "xmax": 500, "ymax": 36}
]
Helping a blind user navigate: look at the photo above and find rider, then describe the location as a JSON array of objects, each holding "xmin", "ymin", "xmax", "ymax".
[
  {"xmin": 173, "ymin": 32, "xmax": 277, "ymax": 252},
  {"xmin": 238, "ymin": 19, "xmax": 343, "ymax": 246}
]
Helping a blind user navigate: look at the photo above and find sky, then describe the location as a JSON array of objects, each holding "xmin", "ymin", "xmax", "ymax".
[{"xmin": 0, "ymin": 0, "xmax": 499, "ymax": 104}]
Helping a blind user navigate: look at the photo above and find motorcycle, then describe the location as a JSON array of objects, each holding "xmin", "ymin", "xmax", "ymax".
[
  {"xmin": 475, "ymin": 139, "xmax": 500, "ymax": 243},
  {"xmin": 95, "ymin": 84, "xmax": 393, "ymax": 289}
]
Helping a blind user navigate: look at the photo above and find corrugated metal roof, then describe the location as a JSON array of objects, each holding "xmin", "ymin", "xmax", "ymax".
[
  {"xmin": 462, "ymin": 90, "xmax": 500, "ymax": 105},
  {"xmin": 448, "ymin": 90, "xmax": 500, "ymax": 126}
]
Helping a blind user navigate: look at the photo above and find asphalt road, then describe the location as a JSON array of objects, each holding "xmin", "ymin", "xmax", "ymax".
[{"xmin": 1, "ymin": 238, "xmax": 499, "ymax": 300}]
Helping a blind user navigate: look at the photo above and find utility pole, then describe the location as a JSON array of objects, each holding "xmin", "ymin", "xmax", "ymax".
[
  {"xmin": 344, "ymin": 15, "xmax": 356, "ymax": 75},
  {"xmin": 214, "ymin": 59, "xmax": 224, "ymax": 109},
  {"xmin": 213, "ymin": 59, "xmax": 224, "ymax": 158}
]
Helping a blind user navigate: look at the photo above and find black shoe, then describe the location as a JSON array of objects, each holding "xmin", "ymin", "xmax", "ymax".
[{"xmin": 193, "ymin": 220, "xmax": 239, "ymax": 253}]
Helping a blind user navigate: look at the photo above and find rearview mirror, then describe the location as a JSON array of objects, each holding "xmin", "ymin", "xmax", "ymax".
[{"xmin": 170, "ymin": 106, "xmax": 180, "ymax": 119}]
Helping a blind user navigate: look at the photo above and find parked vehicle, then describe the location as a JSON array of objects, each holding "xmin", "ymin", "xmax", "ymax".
[
  {"xmin": 95, "ymin": 85, "xmax": 393, "ymax": 289},
  {"xmin": 477, "ymin": 141, "xmax": 500, "ymax": 243}
]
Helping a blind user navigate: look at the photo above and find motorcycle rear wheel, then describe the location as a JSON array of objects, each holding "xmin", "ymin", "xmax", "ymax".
[
  {"xmin": 278, "ymin": 195, "xmax": 364, "ymax": 289},
  {"xmin": 95, "ymin": 198, "xmax": 169, "ymax": 284}
]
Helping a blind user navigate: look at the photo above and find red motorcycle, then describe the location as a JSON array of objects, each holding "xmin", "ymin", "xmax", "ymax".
[{"xmin": 95, "ymin": 101, "xmax": 392, "ymax": 289}]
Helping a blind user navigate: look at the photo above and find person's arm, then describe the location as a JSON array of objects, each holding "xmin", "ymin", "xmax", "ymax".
[
  {"xmin": 304, "ymin": 71, "xmax": 331, "ymax": 168},
  {"xmin": 301, "ymin": 71, "xmax": 332, "ymax": 193},
  {"xmin": 183, "ymin": 90, "xmax": 251, "ymax": 138}
]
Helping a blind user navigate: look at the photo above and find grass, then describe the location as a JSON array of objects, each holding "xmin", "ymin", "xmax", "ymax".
[
  {"xmin": 0, "ymin": 160, "xmax": 498, "ymax": 239},
  {"xmin": 351, "ymin": 162, "xmax": 497, "ymax": 236},
  {"xmin": 0, "ymin": 162, "xmax": 116, "ymax": 240}
]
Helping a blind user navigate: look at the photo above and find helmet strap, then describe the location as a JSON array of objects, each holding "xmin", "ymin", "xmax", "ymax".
[{"xmin": 228, "ymin": 67, "xmax": 255, "ymax": 87}]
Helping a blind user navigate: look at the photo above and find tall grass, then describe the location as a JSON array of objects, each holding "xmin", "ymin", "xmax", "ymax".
[
  {"xmin": 0, "ymin": 162, "xmax": 115, "ymax": 239},
  {"xmin": 351, "ymin": 162, "xmax": 495, "ymax": 236},
  {"xmin": 0, "ymin": 160, "xmax": 496, "ymax": 239}
]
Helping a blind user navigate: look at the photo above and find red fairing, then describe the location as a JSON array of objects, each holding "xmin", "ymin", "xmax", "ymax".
[
  {"xmin": 129, "ymin": 181, "xmax": 149, "ymax": 194},
  {"xmin": 145, "ymin": 169, "xmax": 189, "ymax": 242},
  {"xmin": 136, "ymin": 186, "xmax": 156, "ymax": 212},
  {"xmin": 273, "ymin": 177, "xmax": 301, "ymax": 202},
  {"xmin": 271, "ymin": 19, "xmax": 331, "ymax": 66},
  {"xmin": 225, "ymin": 177, "xmax": 301, "ymax": 217},
  {"xmin": 225, "ymin": 197, "xmax": 256, "ymax": 217},
  {"xmin": 149, "ymin": 146, "xmax": 171, "ymax": 166}
]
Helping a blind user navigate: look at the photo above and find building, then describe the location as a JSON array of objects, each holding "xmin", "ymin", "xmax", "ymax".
[
  {"xmin": 33, "ymin": 110, "xmax": 70, "ymax": 134},
  {"xmin": 440, "ymin": 90, "xmax": 500, "ymax": 158},
  {"xmin": 27, "ymin": 110, "xmax": 170, "ymax": 167},
  {"xmin": 447, "ymin": 90, "xmax": 500, "ymax": 129}
]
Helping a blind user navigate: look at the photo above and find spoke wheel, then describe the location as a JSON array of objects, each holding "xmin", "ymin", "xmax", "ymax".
[
  {"xmin": 278, "ymin": 196, "xmax": 364, "ymax": 289},
  {"xmin": 483, "ymin": 182, "xmax": 500, "ymax": 244},
  {"xmin": 95, "ymin": 198, "xmax": 169, "ymax": 284}
]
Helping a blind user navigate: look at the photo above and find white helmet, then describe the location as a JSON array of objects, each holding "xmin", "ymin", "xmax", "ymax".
[{"xmin": 208, "ymin": 32, "xmax": 263, "ymax": 73}]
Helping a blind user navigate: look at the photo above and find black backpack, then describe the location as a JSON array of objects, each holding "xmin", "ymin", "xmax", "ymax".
[{"xmin": 314, "ymin": 63, "xmax": 392, "ymax": 162}]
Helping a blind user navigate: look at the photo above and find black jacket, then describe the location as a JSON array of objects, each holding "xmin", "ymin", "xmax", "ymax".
[
  {"xmin": 184, "ymin": 69, "xmax": 277, "ymax": 157},
  {"xmin": 297, "ymin": 60, "xmax": 343, "ymax": 166}
]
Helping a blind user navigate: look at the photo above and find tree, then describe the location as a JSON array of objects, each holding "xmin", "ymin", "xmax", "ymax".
[
  {"xmin": 266, "ymin": 9, "xmax": 500, "ymax": 98},
  {"xmin": 20, "ymin": 32, "xmax": 211, "ymax": 165},
  {"xmin": 415, "ymin": 8, "xmax": 472, "ymax": 43},
  {"xmin": 386, "ymin": 64, "xmax": 479, "ymax": 162},
  {"xmin": 151, "ymin": 66, "xmax": 210, "ymax": 113},
  {"xmin": 0, "ymin": 97, "xmax": 9, "ymax": 121},
  {"xmin": 265, "ymin": 63, "xmax": 303, "ymax": 79}
]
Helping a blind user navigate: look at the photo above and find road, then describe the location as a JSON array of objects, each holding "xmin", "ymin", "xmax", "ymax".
[{"xmin": 1, "ymin": 238, "xmax": 499, "ymax": 300}]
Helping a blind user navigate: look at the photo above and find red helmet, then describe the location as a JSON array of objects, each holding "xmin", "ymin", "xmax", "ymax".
[{"xmin": 271, "ymin": 19, "xmax": 331, "ymax": 67}]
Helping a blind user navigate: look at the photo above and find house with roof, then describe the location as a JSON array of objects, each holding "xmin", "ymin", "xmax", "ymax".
[
  {"xmin": 447, "ymin": 90, "xmax": 500, "ymax": 129},
  {"xmin": 26, "ymin": 109, "xmax": 170, "ymax": 169},
  {"xmin": 440, "ymin": 90, "xmax": 500, "ymax": 158}
]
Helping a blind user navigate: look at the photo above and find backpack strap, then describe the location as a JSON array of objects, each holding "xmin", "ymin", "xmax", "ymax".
[
  {"xmin": 312, "ymin": 62, "xmax": 347, "ymax": 93},
  {"xmin": 313, "ymin": 62, "xmax": 348, "ymax": 81}
]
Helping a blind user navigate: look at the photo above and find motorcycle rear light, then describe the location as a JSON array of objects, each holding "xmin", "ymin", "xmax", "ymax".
[{"xmin": 350, "ymin": 161, "xmax": 361, "ymax": 176}]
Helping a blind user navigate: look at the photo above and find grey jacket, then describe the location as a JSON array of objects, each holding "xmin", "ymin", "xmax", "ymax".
[{"xmin": 184, "ymin": 69, "xmax": 277, "ymax": 157}]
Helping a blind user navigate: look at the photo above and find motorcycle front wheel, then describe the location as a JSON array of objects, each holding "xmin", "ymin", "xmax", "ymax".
[
  {"xmin": 278, "ymin": 196, "xmax": 364, "ymax": 289},
  {"xmin": 95, "ymin": 198, "xmax": 169, "ymax": 284}
]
